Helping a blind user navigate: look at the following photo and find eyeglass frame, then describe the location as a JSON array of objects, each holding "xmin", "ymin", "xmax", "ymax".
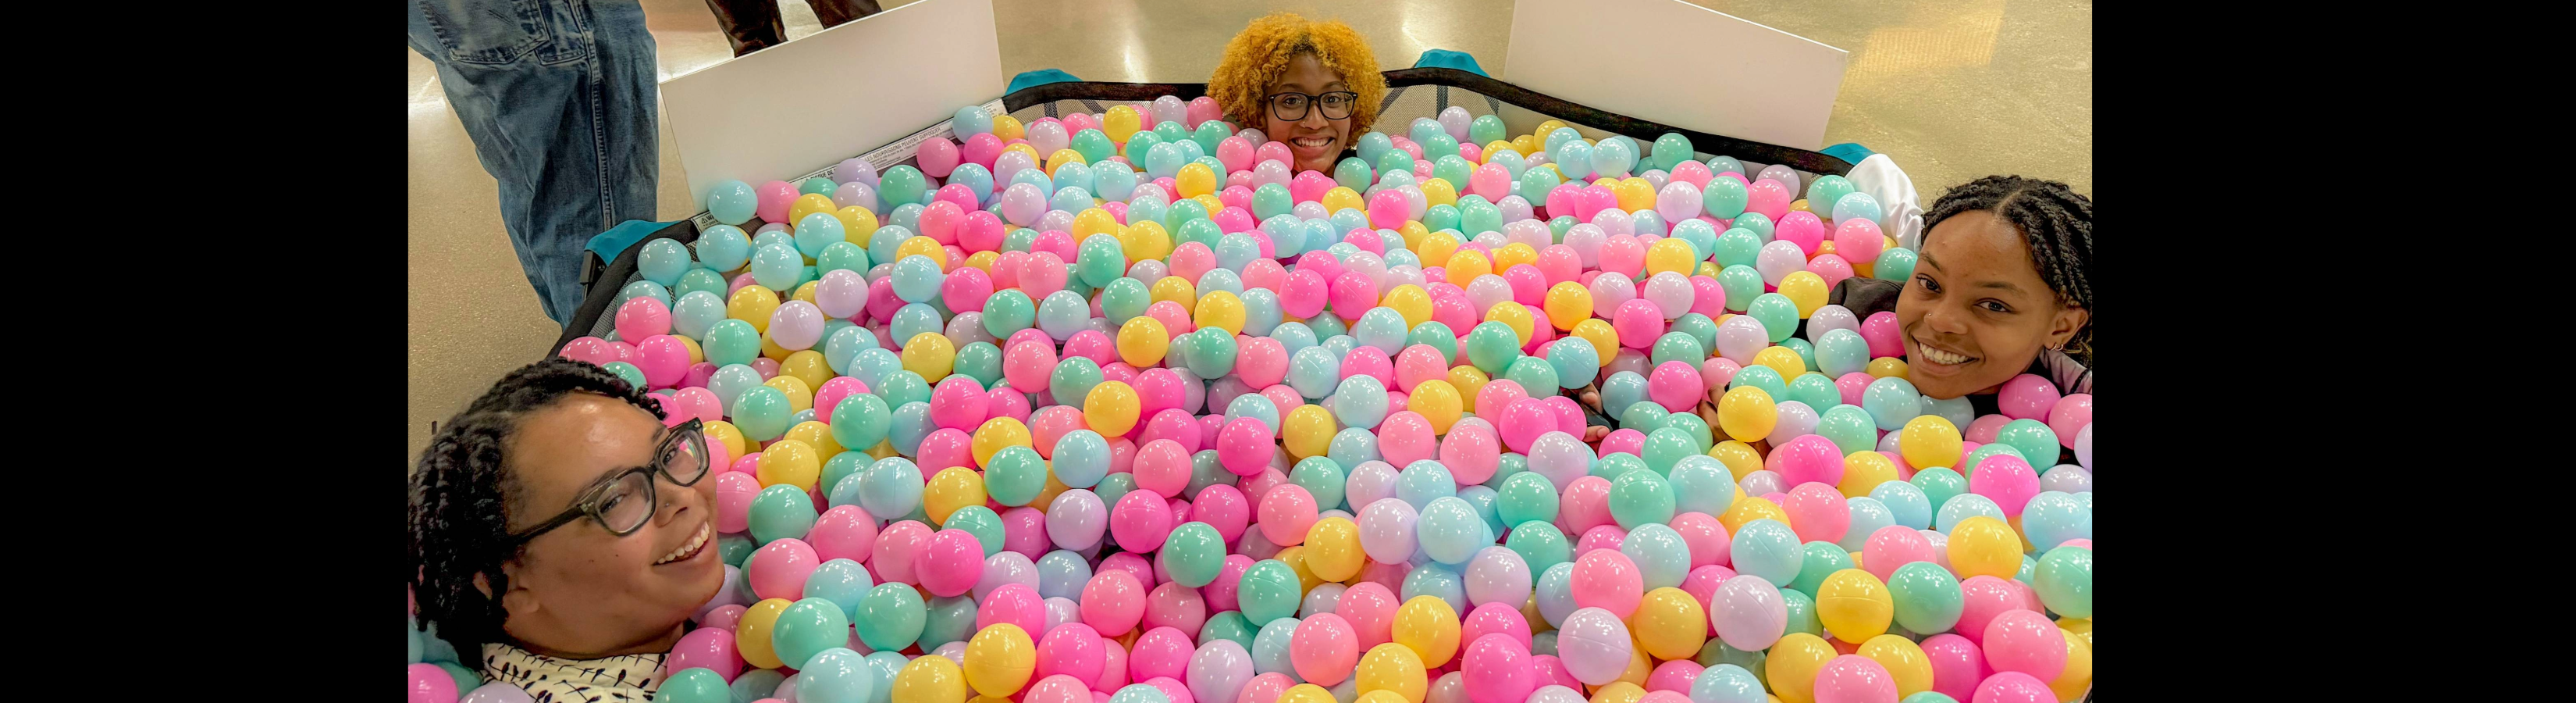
[
  {"xmin": 1263, "ymin": 91, "xmax": 1361, "ymax": 123},
  {"xmin": 503, "ymin": 417, "xmax": 711, "ymax": 545}
]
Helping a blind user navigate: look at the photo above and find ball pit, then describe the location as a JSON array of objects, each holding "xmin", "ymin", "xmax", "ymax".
[{"xmin": 419, "ymin": 101, "xmax": 2095, "ymax": 703}]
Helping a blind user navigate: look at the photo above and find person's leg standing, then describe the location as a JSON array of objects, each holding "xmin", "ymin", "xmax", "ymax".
[
  {"xmin": 807, "ymin": 0, "xmax": 884, "ymax": 28},
  {"xmin": 703, "ymin": 0, "xmax": 787, "ymax": 55},
  {"xmin": 408, "ymin": 0, "xmax": 660, "ymax": 325}
]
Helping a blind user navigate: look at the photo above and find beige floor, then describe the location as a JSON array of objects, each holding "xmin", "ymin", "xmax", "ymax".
[{"xmin": 406, "ymin": 0, "xmax": 2090, "ymax": 461}]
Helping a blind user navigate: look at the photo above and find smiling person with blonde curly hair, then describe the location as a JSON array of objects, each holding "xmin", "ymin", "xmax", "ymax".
[{"xmin": 1207, "ymin": 12, "xmax": 1387, "ymax": 174}]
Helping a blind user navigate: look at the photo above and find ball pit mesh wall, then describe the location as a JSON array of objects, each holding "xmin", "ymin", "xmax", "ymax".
[{"xmin": 558, "ymin": 68, "xmax": 1854, "ymax": 354}]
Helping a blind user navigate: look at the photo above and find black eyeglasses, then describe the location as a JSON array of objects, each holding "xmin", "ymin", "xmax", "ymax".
[
  {"xmin": 505, "ymin": 418, "xmax": 711, "ymax": 544},
  {"xmin": 1265, "ymin": 91, "xmax": 1358, "ymax": 123}
]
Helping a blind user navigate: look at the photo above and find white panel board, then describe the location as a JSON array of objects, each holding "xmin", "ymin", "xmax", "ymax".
[
  {"xmin": 1503, "ymin": 0, "xmax": 1846, "ymax": 150},
  {"xmin": 661, "ymin": 0, "xmax": 1004, "ymax": 214}
]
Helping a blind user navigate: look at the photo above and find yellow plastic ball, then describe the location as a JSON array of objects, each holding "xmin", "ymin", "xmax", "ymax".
[
  {"xmin": 1898, "ymin": 416, "xmax": 1964, "ymax": 472},
  {"xmin": 1355, "ymin": 692, "xmax": 1408, "ymax": 703},
  {"xmin": 902, "ymin": 332, "xmax": 957, "ymax": 382},
  {"xmin": 1569, "ymin": 319, "xmax": 1619, "ymax": 365},
  {"xmin": 1150, "ymin": 276, "xmax": 1199, "ymax": 308},
  {"xmin": 1491, "ymin": 243, "xmax": 1539, "ymax": 272},
  {"xmin": 1102, "ymin": 105, "xmax": 1144, "ymax": 142},
  {"xmin": 760, "ymin": 334, "xmax": 797, "ymax": 362},
  {"xmin": 1815, "ymin": 569, "xmax": 1894, "ymax": 644},
  {"xmin": 1709, "ymin": 441, "xmax": 1763, "ymax": 482},
  {"xmin": 2058, "ymin": 618, "xmax": 2092, "ymax": 648},
  {"xmin": 789, "ymin": 193, "xmax": 838, "ymax": 228},
  {"xmin": 1391, "ymin": 596, "xmax": 1462, "ymax": 667},
  {"xmin": 764, "ymin": 376, "xmax": 814, "ymax": 413},
  {"xmin": 1817, "ymin": 240, "xmax": 1838, "ymax": 258},
  {"xmin": 1615, "ymin": 178, "xmax": 1656, "ymax": 212},
  {"xmin": 1176, "ymin": 162, "xmax": 1219, "ymax": 198},
  {"xmin": 1355, "ymin": 643, "xmax": 1429, "ymax": 703},
  {"xmin": 893, "ymin": 652, "xmax": 971, "ymax": 703},
  {"xmin": 1717, "ymin": 386, "xmax": 1777, "ymax": 442},
  {"xmin": 1628, "ymin": 587, "xmax": 1708, "ymax": 659},
  {"xmin": 1420, "ymin": 178, "xmax": 1458, "ymax": 209},
  {"xmin": 971, "ymin": 416, "xmax": 1032, "ymax": 468},
  {"xmin": 1001, "ymin": 143, "xmax": 1041, "ymax": 166},
  {"xmin": 923, "ymin": 467, "xmax": 987, "ymax": 523},
  {"xmin": 962, "ymin": 251, "xmax": 999, "ymax": 273},
  {"xmin": 1720, "ymin": 496, "xmax": 1789, "ymax": 535},
  {"xmin": 1510, "ymin": 134, "xmax": 1539, "ymax": 155},
  {"xmin": 1279, "ymin": 683, "xmax": 1337, "ymax": 703},
  {"xmin": 1789, "ymin": 198, "xmax": 1811, "ymax": 214},
  {"xmin": 1415, "ymin": 232, "xmax": 1461, "ymax": 269},
  {"xmin": 898, "ymin": 237, "xmax": 950, "ymax": 271},
  {"xmin": 1485, "ymin": 302, "xmax": 1535, "ymax": 346},
  {"xmin": 1193, "ymin": 194, "xmax": 1226, "ymax": 216},
  {"xmin": 756, "ymin": 439, "xmax": 821, "ymax": 492},
  {"xmin": 704, "ymin": 421, "xmax": 747, "ymax": 459},
  {"xmin": 1839, "ymin": 451, "xmax": 1899, "ymax": 498},
  {"xmin": 1643, "ymin": 237, "xmax": 1697, "ymax": 277},
  {"xmin": 990, "ymin": 114, "xmax": 1025, "ymax": 141},
  {"xmin": 1481, "ymin": 141, "xmax": 1517, "ymax": 164},
  {"xmin": 1778, "ymin": 271, "xmax": 1828, "ymax": 318},
  {"xmin": 1123, "ymin": 220, "xmax": 1174, "ymax": 262},
  {"xmin": 736, "ymin": 598, "xmax": 794, "ymax": 669},
  {"xmin": 1946, "ymin": 516, "xmax": 2023, "ymax": 580},
  {"xmin": 785, "ymin": 421, "xmax": 845, "ymax": 459},
  {"xmin": 1409, "ymin": 380, "xmax": 1463, "ymax": 435},
  {"xmin": 962, "ymin": 623, "xmax": 1036, "ymax": 697},
  {"xmin": 1446, "ymin": 249, "xmax": 1494, "ymax": 284},
  {"xmin": 781, "ymin": 348, "xmax": 831, "ymax": 391},
  {"xmin": 2051, "ymin": 630, "xmax": 2094, "ymax": 701},
  {"xmin": 1857, "ymin": 634, "xmax": 1934, "ymax": 698},
  {"xmin": 1697, "ymin": 261, "xmax": 1726, "ymax": 279},
  {"xmin": 1072, "ymin": 209, "xmax": 1123, "ymax": 241},
  {"xmin": 1397, "ymin": 220, "xmax": 1430, "ymax": 244},
  {"xmin": 1447, "ymin": 366, "xmax": 1490, "ymax": 412},
  {"xmin": 792, "ymin": 280, "xmax": 822, "ymax": 305},
  {"xmin": 1589, "ymin": 683, "xmax": 1645, "ymax": 703},
  {"xmin": 1752, "ymin": 346, "xmax": 1806, "ymax": 380},
  {"xmin": 1282, "ymin": 404, "xmax": 1338, "ymax": 458},
  {"xmin": 836, "ymin": 205, "xmax": 882, "ymax": 242},
  {"xmin": 729, "ymin": 285, "xmax": 781, "ymax": 333},
  {"xmin": 1304, "ymin": 517, "xmax": 1365, "ymax": 581},
  {"xmin": 1764, "ymin": 633, "xmax": 1838, "ymax": 703},
  {"xmin": 1118, "ymin": 317, "xmax": 1170, "ymax": 367},
  {"xmin": 1046, "ymin": 149, "xmax": 1088, "ymax": 175},
  {"xmin": 1866, "ymin": 357, "xmax": 1909, "ymax": 380},
  {"xmin": 1083, "ymin": 381, "xmax": 1142, "ymax": 437},
  {"xmin": 1381, "ymin": 284, "xmax": 1435, "ymax": 328},
  {"xmin": 1194, "ymin": 290, "xmax": 1247, "ymax": 336},
  {"xmin": 674, "ymin": 334, "xmax": 706, "ymax": 364},
  {"xmin": 1322, "ymin": 187, "xmax": 1365, "ymax": 214}
]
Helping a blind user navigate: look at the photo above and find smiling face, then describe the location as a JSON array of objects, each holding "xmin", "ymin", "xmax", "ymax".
[
  {"xmin": 1263, "ymin": 52, "xmax": 1353, "ymax": 174},
  {"xmin": 493, "ymin": 393, "xmax": 722, "ymax": 658},
  {"xmin": 1895, "ymin": 210, "xmax": 2092, "ymax": 399}
]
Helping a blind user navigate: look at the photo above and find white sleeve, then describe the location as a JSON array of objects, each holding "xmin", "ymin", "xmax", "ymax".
[{"xmin": 1845, "ymin": 153, "xmax": 1925, "ymax": 251}]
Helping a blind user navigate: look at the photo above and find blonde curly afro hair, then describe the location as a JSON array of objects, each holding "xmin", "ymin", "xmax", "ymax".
[{"xmin": 1207, "ymin": 12, "xmax": 1387, "ymax": 137}]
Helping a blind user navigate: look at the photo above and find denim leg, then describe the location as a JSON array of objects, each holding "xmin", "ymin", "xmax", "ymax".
[{"xmin": 408, "ymin": 0, "xmax": 659, "ymax": 325}]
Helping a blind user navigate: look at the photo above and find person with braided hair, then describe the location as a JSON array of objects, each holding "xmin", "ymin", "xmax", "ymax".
[
  {"xmin": 410, "ymin": 359, "xmax": 722, "ymax": 701},
  {"xmin": 1831, "ymin": 175, "xmax": 2093, "ymax": 405}
]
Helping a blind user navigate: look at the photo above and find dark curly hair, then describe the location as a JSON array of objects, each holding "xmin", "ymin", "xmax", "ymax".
[
  {"xmin": 410, "ymin": 358, "xmax": 663, "ymax": 655},
  {"xmin": 1920, "ymin": 175, "xmax": 2092, "ymax": 367}
]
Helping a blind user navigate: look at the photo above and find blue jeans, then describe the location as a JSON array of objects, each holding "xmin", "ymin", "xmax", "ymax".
[{"xmin": 409, "ymin": 0, "xmax": 660, "ymax": 324}]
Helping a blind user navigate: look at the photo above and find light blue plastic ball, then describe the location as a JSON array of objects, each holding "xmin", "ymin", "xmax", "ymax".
[{"xmin": 1331, "ymin": 375, "xmax": 1390, "ymax": 429}]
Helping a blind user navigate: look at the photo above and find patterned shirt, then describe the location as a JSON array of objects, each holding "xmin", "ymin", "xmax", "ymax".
[{"xmin": 480, "ymin": 642, "xmax": 665, "ymax": 702}]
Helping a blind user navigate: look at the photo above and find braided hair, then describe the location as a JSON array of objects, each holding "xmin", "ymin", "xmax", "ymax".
[
  {"xmin": 409, "ymin": 358, "xmax": 662, "ymax": 655},
  {"xmin": 1920, "ymin": 175, "xmax": 2093, "ymax": 367}
]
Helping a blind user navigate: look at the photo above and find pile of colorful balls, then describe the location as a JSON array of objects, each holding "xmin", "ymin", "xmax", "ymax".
[{"xmin": 409, "ymin": 95, "xmax": 2094, "ymax": 703}]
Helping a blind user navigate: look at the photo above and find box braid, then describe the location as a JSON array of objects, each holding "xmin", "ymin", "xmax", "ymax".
[
  {"xmin": 409, "ymin": 358, "xmax": 662, "ymax": 654},
  {"xmin": 1920, "ymin": 176, "xmax": 2093, "ymax": 367}
]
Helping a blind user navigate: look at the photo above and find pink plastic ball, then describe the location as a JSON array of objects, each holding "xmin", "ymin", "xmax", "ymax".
[
  {"xmin": 1336, "ymin": 582, "xmax": 1401, "ymax": 650},
  {"xmin": 808, "ymin": 505, "xmax": 881, "ymax": 564},
  {"xmin": 1668, "ymin": 512, "xmax": 1731, "ymax": 569},
  {"xmin": 407, "ymin": 662, "xmax": 460, "ymax": 703},
  {"xmin": 1289, "ymin": 612, "xmax": 1361, "ymax": 685},
  {"xmin": 1968, "ymin": 454, "xmax": 2041, "ymax": 516},
  {"xmin": 1598, "ymin": 429, "xmax": 1646, "ymax": 458},
  {"xmin": 1566, "ymin": 548, "xmax": 1645, "ymax": 619},
  {"xmin": 748, "ymin": 538, "xmax": 820, "ymax": 601},
  {"xmin": 1813, "ymin": 655, "xmax": 1898, "ymax": 703},
  {"xmin": 1036, "ymin": 623, "xmax": 1107, "ymax": 683},
  {"xmin": 1110, "ymin": 490, "xmax": 1177, "ymax": 553},
  {"xmin": 1859, "ymin": 312, "xmax": 1904, "ymax": 358},
  {"xmin": 2046, "ymin": 394, "xmax": 2091, "ymax": 448},
  {"xmin": 1217, "ymin": 418, "xmax": 1277, "ymax": 476},
  {"xmin": 1081, "ymin": 569, "xmax": 1150, "ymax": 637},
  {"xmin": 1920, "ymin": 633, "xmax": 1989, "ymax": 701}
]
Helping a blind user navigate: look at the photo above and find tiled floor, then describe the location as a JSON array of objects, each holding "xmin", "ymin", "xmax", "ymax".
[{"xmin": 406, "ymin": 0, "xmax": 2090, "ymax": 460}]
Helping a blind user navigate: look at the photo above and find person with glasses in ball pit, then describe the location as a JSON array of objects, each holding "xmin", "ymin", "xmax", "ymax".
[
  {"xmin": 410, "ymin": 359, "xmax": 721, "ymax": 701},
  {"xmin": 1208, "ymin": 12, "xmax": 1388, "ymax": 176}
]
